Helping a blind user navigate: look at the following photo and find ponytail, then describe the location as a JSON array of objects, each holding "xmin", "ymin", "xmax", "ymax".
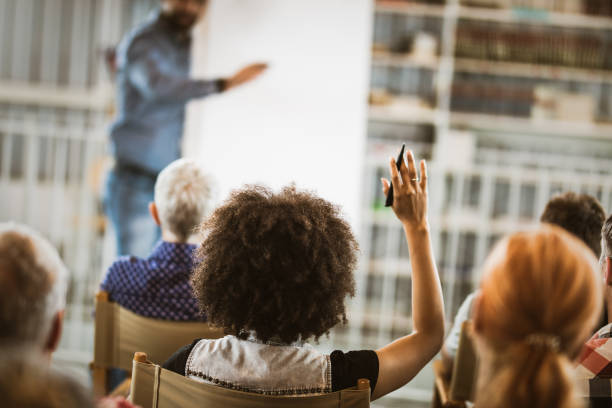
[
  {"xmin": 474, "ymin": 227, "xmax": 601, "ymax": 408},
  {"xmin": 477, "ymin": 340, "xmax": 578, "ymax": 408}
]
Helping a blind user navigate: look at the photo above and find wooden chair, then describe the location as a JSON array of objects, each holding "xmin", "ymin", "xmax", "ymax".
[
  {"xmin": 432, "ymin": 321, "xmax": 478, "ymax": 408},
  {"xmin": 91, "ymin": 291, "xmax": 225, "ymax": 397},
  {"xmin": 130, "ymin": 352, "xmax": 371, "ymax": 408}
]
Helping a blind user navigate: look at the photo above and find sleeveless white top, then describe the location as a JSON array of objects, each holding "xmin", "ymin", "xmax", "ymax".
[{"xmin": 185, "ymin": 335, "xmax": 332, "ymax": 395}]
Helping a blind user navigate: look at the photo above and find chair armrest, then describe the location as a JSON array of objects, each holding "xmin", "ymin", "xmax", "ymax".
[
  {"xmin": 433, "ymin": 360, "xmax": 451, "ymax": 404},
  {"xmin": 134, "ymin": 352, "xmax": 148, "ymax": 363},
  {"xmin": 97, "ymin": 291, "xmax": 110, "ymax": 302},
  {"xmin": 433, "ymin": 360, "xmax": 465, "ymax": 408},
  {"xmin": 110, "ymin": 378, "xmax": 132, "ymax": 398},
  {"xmin": 357, "ymin": 378, "xmax": 370, "ymax": 391}
]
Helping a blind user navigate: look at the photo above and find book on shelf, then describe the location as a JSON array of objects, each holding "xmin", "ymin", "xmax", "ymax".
[
  {"xmin": 532, "ymin": 86, "xmax": 596, "ymax": 122},
  {"xmin": 459, "ymin": 0, "xmax": 612, "ymax": 16},
  {"xmin": 455, "ymin": 22, "xmax": 609, "ymax": 70}
]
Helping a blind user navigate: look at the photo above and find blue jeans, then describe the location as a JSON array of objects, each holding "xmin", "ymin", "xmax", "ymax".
[
  {"xmin": 103, "ymin": 167, "xmax": 159, "ymax": 391},
  {"xmin": 104, "ymin": 167, "xmax": 160, "ymax": 258},
  {"xmin": 107, "ymin": 368, "xmax": 128, "ymax": 392}
]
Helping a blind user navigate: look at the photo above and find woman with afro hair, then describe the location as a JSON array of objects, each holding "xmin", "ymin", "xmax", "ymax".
[{"xmin": 163, "ymin": 150, "xmax": 445, "ymax": 401}]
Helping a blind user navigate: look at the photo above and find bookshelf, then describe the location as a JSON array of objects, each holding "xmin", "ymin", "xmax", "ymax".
[
  {"xmin": 373, "ymin": 54, "xmax": 612, "ymax": 84},
  {"xmin": 370, "ymin": 0, "xmax": 612, "ymax": 140},
  {"xmin": 452, "ymin": 58, "xmax": 612, "ymax": 84},
  {"xmin": 377, "ymin": 1, "xmax": 612, "ymax": 28},
  {"xmin": 368, "ymin": 104, "xmax": 437, "ymax": 125},
  {"xmin": 353, "ymin": 1, "xmax": 612, "ymax": 402},
  {"xmin": 376, "ymin": 1, "xmax": 447, "ymax": 17},
  {"xmin": 455, "ymin": 6, "xmax": 612, "ymax": 29},
  {"xmin": 450, "ymin": 112, "xmax": 612, "ymax": 139},
  {"xmin": 368, "ymin": 108, "xmax": 612, "ymax": 139}
]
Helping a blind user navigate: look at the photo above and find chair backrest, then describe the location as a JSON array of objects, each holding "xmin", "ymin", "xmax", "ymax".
[
  {"xmin": 432, "ymin": 320, "xmax": 478, "ymax": 408},
  {"xmin": 130, "ymin": 352, "xmax": 371, "ymax": 408},
  {"xmin": 449, "ymin": 320, "xmax": 478, "ymax": 401},
  {"xmin": 92, "ymin": 291, "xmax": 224, "ymax": 395}
]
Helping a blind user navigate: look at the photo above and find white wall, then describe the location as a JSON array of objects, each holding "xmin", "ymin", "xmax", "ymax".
[{"xmin": 184, "ymin": 0, "xmax": 372, "ymax": 232}]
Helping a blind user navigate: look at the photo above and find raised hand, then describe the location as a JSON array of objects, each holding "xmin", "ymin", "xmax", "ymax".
[
  {"xmin": 381, "ymin": 149, "xmax": 428, "ymax": 231},
  {"xmin": 224, "ymin": 63, "xmax": 268, "ymax": 91},
  {"xmin": 373, "ymin": 149, "xmax": 443, "ymax": 401}
]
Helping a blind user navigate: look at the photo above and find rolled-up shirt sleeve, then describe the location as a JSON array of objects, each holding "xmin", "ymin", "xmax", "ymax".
[{"xmin": 127, "ymin": 40, "xmax": 224, "ymax": 103}]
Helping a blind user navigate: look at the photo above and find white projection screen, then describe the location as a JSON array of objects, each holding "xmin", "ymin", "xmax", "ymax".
[{"xmin": 183, "ymin": 0, "xmax": 372, "ymax": 233}]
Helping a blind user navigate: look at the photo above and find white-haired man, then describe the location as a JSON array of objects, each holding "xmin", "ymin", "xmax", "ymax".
[
  {"xmin": 100, "ymin": 158, "xmax": 210, "ymax": 320},
  {"xmin": 0, "ymin": 223, "xmax": 68, "ymax": 360},
  {"xmin": 101, "ymin": 158, "xmax": 211, "ymax": 390}
]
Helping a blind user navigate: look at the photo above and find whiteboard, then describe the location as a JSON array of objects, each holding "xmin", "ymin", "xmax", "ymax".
[{"xmin": 184, "ymin": 0, "xmax": 372, "ymax": 232}]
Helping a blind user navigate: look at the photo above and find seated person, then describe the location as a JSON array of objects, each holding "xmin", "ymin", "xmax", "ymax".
[
  {"xmin": 0, "ymin": 354, "xmax": 139, "ymax": 408},
  {"xmin": 0, "ymin": 223, "xmax": 68, "ymax": 360},
  {"xmin": 473, "ymin": 225, "xmax": 601, "ymax": 408},
  {"xmin": 442, "ymin": 191, "xmax": 606, "ymax": 370},
  {"xmin": 101, "ymin": 158, "xmax": 211, "ymax": 320},
  {"xmin": 100, "ymin": 158, "xmax": 211, "ymax": 390},
  {"xmin": 0, "ymin": 355, "xmax": 94, "ymax": 408},
  {"xmin": 576, "ymin": 213, "xmax": 612, "ymax": 408},
  {"xmin": 163, "ymin": 150, "xmax": 445, "ymax": 400}
]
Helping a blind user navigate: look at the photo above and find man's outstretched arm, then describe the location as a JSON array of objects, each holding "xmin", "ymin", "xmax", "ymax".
[{"xmin": 127, "ymin": 41, "xmax": 266, "ymax": 103}]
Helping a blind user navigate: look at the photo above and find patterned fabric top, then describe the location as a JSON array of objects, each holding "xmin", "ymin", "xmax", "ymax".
[
  {"xmin": 101, "ymin": 241, "xmax": 204, "ymax": 321},
  {"xmin": 576, "ymin": 323, "xmax": 612, "ymax": 406},
  {"xmin": 578, "ymin": 323, "xmax": 612, "ymax": 378}
]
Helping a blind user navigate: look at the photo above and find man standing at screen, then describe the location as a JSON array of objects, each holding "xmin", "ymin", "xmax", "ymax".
[{"xmin": 106, "ymin": 0, "xmax": 266, "ymax": 257}]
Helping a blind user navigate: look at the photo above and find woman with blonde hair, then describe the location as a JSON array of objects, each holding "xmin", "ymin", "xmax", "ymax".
[{"xmin": 473, "ymin": 225, "xmax": 602, "ymax": 408}]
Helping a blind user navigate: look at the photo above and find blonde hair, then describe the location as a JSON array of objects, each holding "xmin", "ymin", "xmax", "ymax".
[
  {"xmin": 154, "ymin": 158, "xmax": 211, "ymax": 241},
  {"xmin": 474, "ymin": 224, "xmax": 602, "ymax": 408}
]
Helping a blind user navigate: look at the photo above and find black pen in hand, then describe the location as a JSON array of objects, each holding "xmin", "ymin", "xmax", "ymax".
[{"xmin": 385, "ymin": 144, "xmax": 405, "ymax": 207}]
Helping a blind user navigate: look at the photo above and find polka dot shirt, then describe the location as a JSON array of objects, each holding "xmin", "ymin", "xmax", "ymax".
[{"xmin": 101, "ymin": 241, "xmax": 205, "ymax": 321}]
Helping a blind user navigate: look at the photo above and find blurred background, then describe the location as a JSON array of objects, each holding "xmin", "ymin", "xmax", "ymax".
[{"xmin": 1, "ymin": 0, "xmax": 612, "ymax": 406}]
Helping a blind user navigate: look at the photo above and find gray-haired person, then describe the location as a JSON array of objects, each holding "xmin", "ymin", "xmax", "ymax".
[
  {"xmin": 101, "ymin": 158, "xmax": 212, "ymax": 390},
  {"xmin": 0, "ymin": 223, "xmax": 68, "ymax": 361}
]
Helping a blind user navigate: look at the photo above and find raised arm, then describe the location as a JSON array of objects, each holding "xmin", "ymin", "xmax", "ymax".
[{"xmin": 372, "ymin": 149, "xmax": 445, "ymax": 400}]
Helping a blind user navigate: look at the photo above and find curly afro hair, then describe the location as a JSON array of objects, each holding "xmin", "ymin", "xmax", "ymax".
[{"xmin": 191, "ymin": 185, "xmax": 359, "ymax": 344}]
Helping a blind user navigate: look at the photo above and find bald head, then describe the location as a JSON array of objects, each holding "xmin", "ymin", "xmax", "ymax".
[{"xmin": 0, "ymin": 223, "xmax": 67, "ymax": 352}]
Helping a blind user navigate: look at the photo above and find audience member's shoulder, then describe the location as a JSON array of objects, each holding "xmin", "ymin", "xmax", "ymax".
[
  {"xmin": 103, "ymin": 255, "xmax": 145, "ymax": 285},
  {"xmin": 0, "ymin": 354, "xmax": 94, "ymax": 408},
  {"xmin": 163, "ymin": 338, "xmax": 203, "ymax": 375},
  {"xmin": 593, "ymin": 323, "xmax": 612, "ymax": 340},
  {"xmin": 109, "ymin": 255, "xmax": 144, "ymax": 272}
]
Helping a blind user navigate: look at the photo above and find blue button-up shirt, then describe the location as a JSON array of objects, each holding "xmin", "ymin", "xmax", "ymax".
[
  {"xmin": 101, "ymin": 241, "xmax": 204, "ymax": 321},
  {"xmin": 110, "ymin": 10, "xmax": 223, "ymax": 174}
]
